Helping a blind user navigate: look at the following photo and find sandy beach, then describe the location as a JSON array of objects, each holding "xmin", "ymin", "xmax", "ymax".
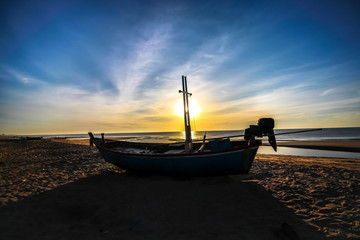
[{"xmin": 0, "ymin": 138, "xmax": 359, "ymax": 239}]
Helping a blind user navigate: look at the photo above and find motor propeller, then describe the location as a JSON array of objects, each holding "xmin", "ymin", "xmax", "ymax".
[{"xmin": 245, "ymin": 118, "xmax": 277, "ymax": 151}]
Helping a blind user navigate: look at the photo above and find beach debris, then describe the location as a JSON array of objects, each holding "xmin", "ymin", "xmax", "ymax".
[{"xmin": 20, "ymin": 136, "xmax": 43, "ymax": 140}]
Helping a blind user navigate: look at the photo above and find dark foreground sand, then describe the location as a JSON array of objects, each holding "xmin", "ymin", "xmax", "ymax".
[{"xmin": 0, "ymin": 138, "xmax": 359, "ymax": 239}]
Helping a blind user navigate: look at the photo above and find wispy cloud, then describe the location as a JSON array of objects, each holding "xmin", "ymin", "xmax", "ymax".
[
  {"xmin": 2, "ymin": 66, "xmax": 46, "ymax": 85},
  {"xmin": 1, "ymin": 0, "xmax": 360, "ymax": 134},
  {"xmin": 109, "ymin": 22, "xmax": 173, "ymax": 102},
  {"xmin": 320, "ymin": 88, "xmax": 336, "ymax": 97}
]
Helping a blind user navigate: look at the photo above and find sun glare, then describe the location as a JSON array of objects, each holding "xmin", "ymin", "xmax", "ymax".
[
  {"xmin": 175, "ymin": 99, "xmax": 201, "ymax": 118},
  {"xmin": 181, "ymin": 131, "xmax": 197, "ymax": 139}
]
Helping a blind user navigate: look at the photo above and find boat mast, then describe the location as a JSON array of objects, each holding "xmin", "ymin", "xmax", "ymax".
[{"xmin": 179, "ymin": 75, "xmax": 192, "ymax": 152}]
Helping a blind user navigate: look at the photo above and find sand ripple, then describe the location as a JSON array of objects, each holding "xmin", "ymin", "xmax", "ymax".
[
  {"xmin": 0, "ymin": 139, "xmax": 359, "ymax": 239},
  {"xmin": 0, "ymin": 139, "xmax": 116, "ymax": 205},
  {"xmin": 251, "ymin": 154, "xmax": 360, "ymax": 239}
]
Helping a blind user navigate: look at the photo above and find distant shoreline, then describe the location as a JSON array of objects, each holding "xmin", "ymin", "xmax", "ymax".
[
  {"xmin": 2, "ymin": 136, "xmax": 360, "ymax": 153},
  {"xmin": 56, "ymin": 138, "xmax": 360, "ymax": 153},
  {"xmin": 2, "ymin": 126, "xmax": 360, "ymax": 139},
  {"xmin": 264, "ymin": 140, "xmax": 360, "ymax": 153}
]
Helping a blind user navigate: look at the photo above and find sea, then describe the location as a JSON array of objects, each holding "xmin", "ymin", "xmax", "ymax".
[{"xmin": 17, "ymin": 127, "xmax": 360, "ymax": 159}]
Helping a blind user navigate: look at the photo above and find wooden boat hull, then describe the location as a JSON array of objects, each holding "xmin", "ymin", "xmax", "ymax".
[{"xmin": 95, "ymin": 143, "xmax": 259, "ymax": 176}]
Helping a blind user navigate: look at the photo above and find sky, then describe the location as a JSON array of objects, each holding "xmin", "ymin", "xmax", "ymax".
[{"xmin": 1, "ymin": 0, "xmax": 360, "ymax": 134}]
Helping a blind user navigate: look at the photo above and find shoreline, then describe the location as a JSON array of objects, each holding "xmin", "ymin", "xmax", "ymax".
[
  {"xmin": 54, "ymin": 137, "xmax": 360, "ymax": 154},
  {"xmin": 3, "ymin": 136, "xmax": 360, "ymax": 153},
  {"xmin": 274, "ymin": 140, "xmax": 360, "ymax": 153}
]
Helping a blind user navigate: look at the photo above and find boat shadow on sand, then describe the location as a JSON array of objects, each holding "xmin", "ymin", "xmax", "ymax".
[{"xmin": 0, "ymin": 171, "xmax": 326, "ymax": 240}]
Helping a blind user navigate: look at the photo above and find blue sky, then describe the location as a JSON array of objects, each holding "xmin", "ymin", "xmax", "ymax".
[{"xmin": 1, "ymin": 0, "xmax": 360, "ymax": 134}]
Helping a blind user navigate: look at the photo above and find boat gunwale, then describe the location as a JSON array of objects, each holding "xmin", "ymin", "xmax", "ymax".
[{"xmin": 94, "ymin": 138, "xmax": 262, "ymax": 158}]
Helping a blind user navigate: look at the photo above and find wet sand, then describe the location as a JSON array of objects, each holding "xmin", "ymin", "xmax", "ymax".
[
  {"xmin": 0, "ymin": 138, "xmax": 359, "ymax": 239},
  {"xmin": 275, "ymin": 140, "xmax": 360, "ymax": 152}
]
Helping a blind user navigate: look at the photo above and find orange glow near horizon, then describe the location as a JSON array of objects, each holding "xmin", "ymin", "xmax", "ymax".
[{"xmin": 174, "ymin": 99, "xmax": 201, "ymax": 119}]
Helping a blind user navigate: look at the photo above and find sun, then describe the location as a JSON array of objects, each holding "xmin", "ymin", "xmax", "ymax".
[{"xmin": 175, "ymin": 99, "xmax": 201, "ymax": 118}]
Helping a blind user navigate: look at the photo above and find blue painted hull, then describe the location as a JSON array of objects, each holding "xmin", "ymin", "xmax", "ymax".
[{"xmin": 96, "ymin": 145, "xmax": 259, "ymax": 176}]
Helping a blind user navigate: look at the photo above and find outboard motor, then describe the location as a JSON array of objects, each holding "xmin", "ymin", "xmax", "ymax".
[{"xmin": 245, "ymin": 118, "xmax": 277, "ymax": 151}]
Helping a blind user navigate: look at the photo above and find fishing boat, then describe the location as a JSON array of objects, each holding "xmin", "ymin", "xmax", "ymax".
[{"xmin": 89, "ymin": 76, "xmax": 281, "ymax": 175}]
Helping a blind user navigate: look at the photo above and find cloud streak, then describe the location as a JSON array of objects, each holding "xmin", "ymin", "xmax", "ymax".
[{"xmin": 108, "ymin": 22, "xmax": 173, "ymax": 101}]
